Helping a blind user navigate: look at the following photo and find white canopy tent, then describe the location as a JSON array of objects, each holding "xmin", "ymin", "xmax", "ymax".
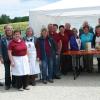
[{"xmin": 29, "ymin": 0, "xmax": 100, "ymax": 36}]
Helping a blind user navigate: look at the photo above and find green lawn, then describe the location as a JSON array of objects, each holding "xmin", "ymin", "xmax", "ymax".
[{"xmin": 0, "ymin": 22, "xmax": 29, "ymax": 36}]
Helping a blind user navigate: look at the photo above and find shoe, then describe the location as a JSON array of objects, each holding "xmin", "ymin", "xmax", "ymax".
[
  {"xmin": 42, "ymin": 80, "xmax": 47, "ymax": 84},
  {"xmin": 31, "ymin": 81, "xmax": 36, "ymax": 86},
  {"xmin": 5, "ymin": 86, "xmax": 10, "ymax": 90},
  {"xmin": 12, "ymin": 84, "xmax": 17, "ymax": 88},
  {"xmin": 48, "ymin": 79, "xmax": 54, "ymax": 83},
  {"xmin": 54, "ymin": 76, "xmax": 61, "ymax": 79},
  {"xmin": 18, "ymin": 88, "xmax": 24, "ymax": 91},
  {"xmin": 61, "ymin": 72, "xmax": 67, "ymax": 75},
  {"xmin": 98, "ymin": 71, "xmax": 100, "ymax": 73},
  {"xmin": 0, "ymin": 82, "xmax": 3, "ymax": 86},
  {"xmin": 24, "ymin": 86, "xmax": 30, "ymax": 90},
  {"xmin": 87, "ymin": 69, "xmax": 92, "ymax": 73}
]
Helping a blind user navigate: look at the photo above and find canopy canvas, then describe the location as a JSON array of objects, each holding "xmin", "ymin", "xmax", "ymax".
[{"xmin": 29, "ymin": 0, "xmax": 100, "ymax": 36}]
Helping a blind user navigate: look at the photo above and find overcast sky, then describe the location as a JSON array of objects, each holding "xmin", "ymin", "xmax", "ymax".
[
  {"xmin": 0, "ymin": 0, "xmax": 99, "ymax": 18},
  {"xmin": 0, "ymin": 0, "xmax": 59, "ymax": 18}
]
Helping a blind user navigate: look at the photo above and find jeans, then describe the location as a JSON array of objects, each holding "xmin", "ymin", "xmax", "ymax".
[{"xmin": 41, "ymin": 57, "xmax": 53, "ymax": 80}]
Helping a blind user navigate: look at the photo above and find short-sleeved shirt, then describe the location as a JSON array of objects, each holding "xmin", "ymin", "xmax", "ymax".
[
  {"xmin": 8, "ymin": 39, "xmax": 27, "ymax": 56},
  {"xmin": 59, "ymin": 33, "xmax": 69, "ymax": 53}
]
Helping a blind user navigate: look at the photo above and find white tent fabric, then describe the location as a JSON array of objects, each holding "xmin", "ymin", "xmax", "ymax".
[{"xmin": 29, "ymin": 0, "xmax": 100, "ymax": 36}]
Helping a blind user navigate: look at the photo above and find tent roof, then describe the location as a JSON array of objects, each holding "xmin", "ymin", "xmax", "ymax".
[
  {"xmin": 29, "ymin": 0, "xmax": 100, "ymax": 34},
  {"xmin": 33, "ymin": 0, "xmax": 100, "ymax": 11},
  {"xmin": 30, "ymin": 0, "xmax": 100, "ymax": 16}
]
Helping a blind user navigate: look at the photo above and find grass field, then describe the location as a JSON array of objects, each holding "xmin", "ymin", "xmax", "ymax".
[{"xmin": 0, "ymin": 21, "xmax": 29, "ymax": 36}]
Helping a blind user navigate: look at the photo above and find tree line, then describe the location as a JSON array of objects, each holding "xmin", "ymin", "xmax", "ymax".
[{"xmin": 0, "ymin": 14, "xmax": 29, "ymax": 24}]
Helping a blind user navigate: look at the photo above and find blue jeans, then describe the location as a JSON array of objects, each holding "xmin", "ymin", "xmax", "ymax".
[{"xmin": 41, "ymin": 57, "xmax": 53, "ymax": 80}]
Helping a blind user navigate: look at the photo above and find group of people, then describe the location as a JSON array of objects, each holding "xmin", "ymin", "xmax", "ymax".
[
  {"xmin": 0, "ymin": 26, "xmax": 41, "ymax": 91},
  {"xmin": 0, "ymin": 18, "xmax": 100, "ymax": 91}
]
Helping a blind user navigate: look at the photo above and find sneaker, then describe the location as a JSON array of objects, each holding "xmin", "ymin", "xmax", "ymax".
[
  {"xmin": 54, "ymin": 76, "xmax": 61, "ymax": 79},
  {"xmin": 31, "ymin": 81, "xmax": 36, "ymax": 86},
  {"xmin": 18, "ymin": 88, "xmax": 24, "ymax": 91},
  {"xmin": 48, "ymin": 79, "xmax": 54, "ymax": 83},
  {"xmin": 12, "ymin": 84, "xmax": 17, "ymax": 88},
  {"xmin": 24, "ymin": 87, "xmax": 30, "ymax": 90},
  {"xmin": 42, "ymin": 80, "xmax": 47, "ymax": 84}
]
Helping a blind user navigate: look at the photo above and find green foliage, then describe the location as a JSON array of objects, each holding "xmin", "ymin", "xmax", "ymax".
[
  {"xmin": 11, "ymin": 16, "xmax": 29, "ymax": 23},
  {"xmin": 0, "ymin": 14, "xmax": 11, "ymax": 24},
  {"xmin": 0, "ymin": 14, "xmax": 29, "ymax": 24}
]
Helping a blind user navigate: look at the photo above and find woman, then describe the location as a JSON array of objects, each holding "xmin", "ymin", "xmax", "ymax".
[
  {"xmin": 70, "ymin": 28, "xmax": 81, "ymax": 50},
  {"xmin": 36, "ymin": 28, "xmax": 56, "ymax": 84},
  {"xmin": 80, "ymin": 26, "xmax": 94, "ymax": 72},
  {"xmin": 70, "ymin": 28, "xmax": 82, "ymax": 71},
  {"xmin": 58, "ymin": 25, "xmax": 72, "ymax": 75},
  {"xmin": 93, "ymin": 25, "xmax": 100, "ymax": 72},
  {"xmin": 8, "ymin": 30, "xmax": 30, "ymax": 91},
  {"xmin": 24, "ymin": 27, "xmax": 40, "ymax": 86}
]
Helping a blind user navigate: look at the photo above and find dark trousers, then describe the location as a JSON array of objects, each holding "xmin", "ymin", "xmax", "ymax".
[
  {"xmin": 53, "ymin": 54, "xmax": 60, "ymax": 77},
  {"xmin": 97, "ymin": 58, "xmax": 100, "ymax": 72},
  {"xmin": 29, "ymin": 75, "xmax": 35, "ymax": 84},
  {"xmin": 16, "ymin": 75, "xmax": 28, "ymax": 89},
  {"xmin": 4, "ymin": 60, "xmax": 11, "ymax": 87},
  {"xmin": 83, "ymin": 55, "xmax": 93, "ymax": 72},
  {"xmin": 60, "ymin": 55, "xmax": 72, "ymax": 75},
  {"xmin": 12, "ymin": 75, "xmax": 17, "ymax": 87}
]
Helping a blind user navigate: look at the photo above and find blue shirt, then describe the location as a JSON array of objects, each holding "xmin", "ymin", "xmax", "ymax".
[{"xmin": 80, "ymin": 32, "xmax": 93, "ymax": 50}]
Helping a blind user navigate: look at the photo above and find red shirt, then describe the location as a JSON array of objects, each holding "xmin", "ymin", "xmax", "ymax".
[
  {"xmin": 64, "ymin": 29, "xmax": 73, "ymax": 40},
  {"xmin": 8, "ymin": 39, "xmax": 27, "ymax": 56},
  {"xmin": 59, "ymin": 33, "xmax": 69, "ymax": 53},
  {"xmin": 50, "ymin": 32, "xmax": 60, "ymax": 45},
  {"xmin": 50, "ymin": 32, "xmax": 61, "ymax": 54}
]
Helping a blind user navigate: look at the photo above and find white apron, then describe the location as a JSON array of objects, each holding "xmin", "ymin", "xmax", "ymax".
[
  {"xmin": 26, "ymin": 40, "xmax": 40, "ymax": 75},
  {"xmin": 11, "ymin": 55, "xmax": 30, "ymax": 76}
]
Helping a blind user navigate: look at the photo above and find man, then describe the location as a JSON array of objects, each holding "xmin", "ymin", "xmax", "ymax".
[
  {"xmin": 64, "ymin": 23, "xmax": 73, "ymax": 40},
  {"xmin": 64, "ymin": 23, "xmax": 73, "ymax": 72},
  {"xmin": 0, "ymin": 24, "xmax": 14, "ymax": 90},
  {"xmin": 48, "ymin": 24, "xmax": 62, "ymax": 79}
]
